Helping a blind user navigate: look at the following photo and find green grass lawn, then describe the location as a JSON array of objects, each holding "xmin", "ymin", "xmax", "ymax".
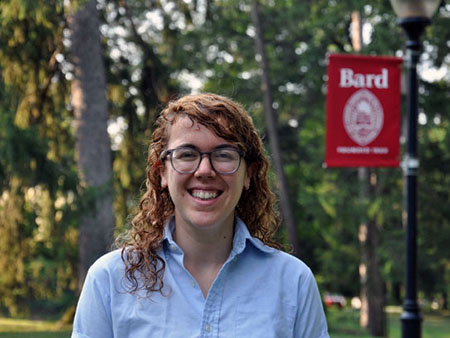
[
  {"xmin": 327, "ymin": 306, "xmax": 450, "ymax": 338},
  {"xmin": 0, "ymin": 308, "xmax": 449, "ymax": 337}
]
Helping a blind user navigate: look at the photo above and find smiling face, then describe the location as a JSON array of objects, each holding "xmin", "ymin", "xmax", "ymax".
[{"xmin": 160, "ymin": 117, "xmax": 251, "ymax": 235}]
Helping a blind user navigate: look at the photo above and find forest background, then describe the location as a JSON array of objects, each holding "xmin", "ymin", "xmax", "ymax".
[{"xmin": 0, "ymin": 0, "xmax": 448, "ymax": 335}]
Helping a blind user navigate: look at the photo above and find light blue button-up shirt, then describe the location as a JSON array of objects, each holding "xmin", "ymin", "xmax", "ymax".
[{"xmin": 72, "ymin": 217, "xmax": 329, "ymax": 338}]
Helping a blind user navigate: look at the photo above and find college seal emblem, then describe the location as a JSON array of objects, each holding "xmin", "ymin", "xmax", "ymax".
[{"xmin": 343, "ymin": 89, "xmax": 384, "ymax": 146}]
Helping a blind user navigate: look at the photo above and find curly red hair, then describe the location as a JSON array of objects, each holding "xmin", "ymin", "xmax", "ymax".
[{"xmin": 121, "ymin": 93, "xmax": 282, "ymax": 294}]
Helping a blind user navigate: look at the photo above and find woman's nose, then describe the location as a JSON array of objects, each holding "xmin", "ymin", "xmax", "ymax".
[{"xmin": 194, "ymin": 154, "xmax": 216, "ymax": 177}]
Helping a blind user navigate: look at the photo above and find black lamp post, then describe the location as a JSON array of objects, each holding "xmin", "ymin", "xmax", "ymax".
[{"xmin": 388, "ymin": 1, "xmax": 441, "ymax": 337}]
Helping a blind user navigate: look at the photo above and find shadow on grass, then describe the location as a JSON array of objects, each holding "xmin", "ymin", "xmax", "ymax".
[
  {"xmin": 0, "ymin": 332, "xmax": 71, "ymax": 338},
  {"xmin": 327, "ymin": 308, "xmax": 373, "ymax": 338},
  {"xmin": 327, "ymin": 307, "xmax": 450, "ymax": 338}
]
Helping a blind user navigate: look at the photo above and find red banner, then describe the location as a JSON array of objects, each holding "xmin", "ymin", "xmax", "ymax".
[{"xmin": 325, "ymin": 54, "xmax": 403, "ymax": 167}]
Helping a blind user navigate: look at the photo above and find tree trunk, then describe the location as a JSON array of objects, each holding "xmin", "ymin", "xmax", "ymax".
[
  {"xmin": 69, "ymin": 0, "xmax": 115, "ymax": 291},
  {"xmin": 359, "ymin": 168, "xmax": 370, "ymax": 329},
  {"xmin": 359, "ymin": 170, "xmax": 387, "ymax": 337},
  {"xmin": 367, "ymin": 217, "xmax": 387, "ymax": 337},
  {"xmin": 250, "ymin": 0, "xmax": 301, "ymax": 257},
  {"xmin": 442, "ymin": 291, "xmax": 448, "ymax": 310},
  {"xmin": 352, "ymin": 12, "xmax": 386, "ymax": 336}
]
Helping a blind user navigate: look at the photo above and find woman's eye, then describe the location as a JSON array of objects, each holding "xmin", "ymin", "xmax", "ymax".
[
  {"xmin": 215, "ymin": 151, "xmax": 236, "ymax": 161},
  {"xmin": 177, "ymin": 150, "xmax": 198, "ymax": 160}
]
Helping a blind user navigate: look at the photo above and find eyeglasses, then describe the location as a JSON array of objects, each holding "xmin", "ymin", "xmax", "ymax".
[{"xmin": 162, "ymin": 146, "xmax": 244, "ymax": 175}]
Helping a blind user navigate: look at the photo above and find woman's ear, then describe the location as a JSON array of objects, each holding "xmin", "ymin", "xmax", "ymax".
[
  {"xmin": 244, "ymin": 163, "xmax": 254, "ymax": 190},
  {"xmin": 158, "ymin": 160, "xmax": 168, "ymax": 188}
]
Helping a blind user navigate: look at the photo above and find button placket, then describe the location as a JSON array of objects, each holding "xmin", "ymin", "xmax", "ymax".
[{"xmin": 200, "ymin": 263, "xmax": 230, "ymax": 337}]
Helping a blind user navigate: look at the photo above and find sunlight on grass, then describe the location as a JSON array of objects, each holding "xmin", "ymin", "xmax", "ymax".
[{"xmin": 0, "ymin": 317, "xmax": 71, "ymax": 337}]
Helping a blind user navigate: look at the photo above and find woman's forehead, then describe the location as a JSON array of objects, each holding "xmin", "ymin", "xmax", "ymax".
[
  {"xmin": 164, "ymin": 115, "xmax": 241, "ymax": 147},
  {"xmin": 169, "ymin": 116, "xmax": 204, "ymax": 133},
  {"xmin": 167, "ymin": 114, "xmax": 231, "ymax": 133}
]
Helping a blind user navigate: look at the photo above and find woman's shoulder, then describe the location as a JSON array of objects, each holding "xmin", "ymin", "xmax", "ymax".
[
  {"xmin": 250, "ymin": 245, "xmax": 314, "ymax": 285},
  {"xmin": 244, "ymin": 233, "xmax": 312, "ymax": 278},
  {"xmin": 273, "ymin": 249, "xmax": 313, "ymax": 275},
  {"xmin": 87, "ymin": 248, "xmax": 125, "ymax": 278}
]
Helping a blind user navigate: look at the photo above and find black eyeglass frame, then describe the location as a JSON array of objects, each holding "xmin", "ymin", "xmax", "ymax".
[{"xmin": 161, "ymin": 146, "xmax": 245, "ymax": 175}]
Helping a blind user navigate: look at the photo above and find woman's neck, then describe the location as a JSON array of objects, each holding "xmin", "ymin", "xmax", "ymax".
[
  {"xmin": 173, "ymin": 218, "xmax": 235, "ymax": 297},
  {"xmin": 173, "ymin": 219, "xmax": 234, "ymax": 264}
]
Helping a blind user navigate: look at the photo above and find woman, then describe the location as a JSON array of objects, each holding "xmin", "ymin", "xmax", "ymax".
[{"xmin": 72, "ymin": 93, "xmax": 329, "ymax": 338}]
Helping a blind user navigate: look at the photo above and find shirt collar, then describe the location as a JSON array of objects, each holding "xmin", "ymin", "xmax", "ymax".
[
  {"xmin": 232, "ymin": 216, "xmax": 275, "ymax": 255},
  {"xmin": 163, "ymin": 217, "xmax": 180, "ymax": 252},
  {"xmin": 162, "ymin": 216, "xmax": 275, "ymax": 255}
]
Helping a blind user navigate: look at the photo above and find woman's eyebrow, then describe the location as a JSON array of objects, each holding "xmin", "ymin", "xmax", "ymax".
[
  {"xmin": 175, "ymin": 143, "xmax": 237, "ymax": 150},
  {"xmin": 214, "ymin": 144, "xmax": 238, "ymax": 150},
  {"xmin": 175, "ymin": 143, "xmax": 197, "ymax": 149}
]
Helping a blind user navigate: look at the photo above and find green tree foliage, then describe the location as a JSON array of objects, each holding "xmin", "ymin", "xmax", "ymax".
[
  {"xmin": 417, "ymin": 77, "xmax": 450, "ymax": 302},
  {"xmin": 0, "ymin": 0, "xmax": 78, "ymax": 315}
]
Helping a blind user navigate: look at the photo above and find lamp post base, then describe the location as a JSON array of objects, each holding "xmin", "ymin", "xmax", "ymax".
[{"xmin": 401, "ymin": 312, "xmax": 422, "ymax": 338}]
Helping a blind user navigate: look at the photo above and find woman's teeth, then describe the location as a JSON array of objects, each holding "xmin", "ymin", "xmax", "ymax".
[{"xmin": 191, "ymin": 190, "xmax": 219, "ymax": 200}]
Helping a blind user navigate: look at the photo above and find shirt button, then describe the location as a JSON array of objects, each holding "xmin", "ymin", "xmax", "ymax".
[
  {"xmin": 232, "ymin": 257, "xmax": 237, "ymax": 263},
  {"xmin": 205, "ymin": 323, "xmax": 211, "ymax": 332},
  {"xmin": 169, "ymin": 244, "xmax": 177, "ymax": 252},
  {"xmin": 191, "ymin": 280, "xmax": 196, "ymax": 287}
]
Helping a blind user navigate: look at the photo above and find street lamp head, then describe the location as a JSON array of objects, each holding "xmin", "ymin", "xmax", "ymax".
[
  {"xmin": 390, "ymin": 0, "xmax": 441, "ymax": 49},
  {"xmin": 389, "ymin": 0, "xmax": 441, "ymax": 19}
]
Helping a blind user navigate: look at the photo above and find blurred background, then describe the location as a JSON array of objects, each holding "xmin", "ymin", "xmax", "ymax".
[{"xmin": 0, "ymin": 0, "xmax": 448, "ymax": 336}]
